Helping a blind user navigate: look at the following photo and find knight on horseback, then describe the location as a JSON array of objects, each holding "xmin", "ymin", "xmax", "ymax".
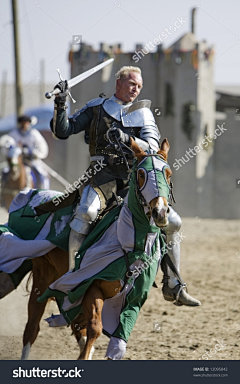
[
  {"xmin": 9, "ymin": 115, "xmax": 50, "ymax": 189},
  {"xmin": 51, "ymin": 65, "xmax": 200, "ymax": 307}
]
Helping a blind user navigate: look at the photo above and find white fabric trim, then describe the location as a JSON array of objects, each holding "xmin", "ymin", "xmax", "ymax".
[
  {"xmin": 9, "ymin": 189, "xmax": 61, "ymax": 214},
  {"xmin": 44, "ymin": 313, "xmax": 68, "ymax": 327},
  {"xmin": 105, "ymin": 337, "xmax": 127, "ymax": 360},
  {"xmin": 9, "ymin": 188, "xmax": 35, "ymax": 214},
  {"xmin": 0, "ymin": 233, "xmax": 55, "ymax": 273},
  {"xmin": 152, "ymin": 155, "xmax": 168, "ymax": 171}
]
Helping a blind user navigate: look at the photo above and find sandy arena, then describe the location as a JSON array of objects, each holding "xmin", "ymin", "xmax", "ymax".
[{"xmin": 0, "ymin": 206, "xmax": 239, "ymax": 360}]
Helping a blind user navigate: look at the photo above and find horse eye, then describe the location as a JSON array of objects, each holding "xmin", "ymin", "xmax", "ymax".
[{"xmin": 139, "ymin": 172, "xmax": 144, "ymax": 179}]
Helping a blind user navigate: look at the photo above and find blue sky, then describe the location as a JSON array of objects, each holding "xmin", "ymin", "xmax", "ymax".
[{"xmin": 0, "ymin": 0, "xmax": 239, "ymax": 85}]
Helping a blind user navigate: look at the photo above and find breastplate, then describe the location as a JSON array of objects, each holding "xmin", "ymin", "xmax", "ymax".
[{"xmin": 89, "ymin": 103, "xmax": 141, "ymax": 157}]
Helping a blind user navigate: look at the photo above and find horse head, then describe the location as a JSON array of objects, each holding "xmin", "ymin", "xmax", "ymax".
[
  {"xmin": 6, "ymin": 144, "xmax": 23, "ymax": 166},
  {"xmin": 0, "ymin": 135, "xmax": 23, "ymax": 180},
  {"xmin": 131, "ymin": 137, "xmax": 172, "ymax": 228},
  {"xmin": 5, "ymin": 144, "xmax": 24, "ymax": 181}
]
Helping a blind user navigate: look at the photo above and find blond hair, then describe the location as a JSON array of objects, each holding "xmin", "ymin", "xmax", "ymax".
[{"xmin": 115, "ymin": 66, "xmax": 142, "ymax": 84}]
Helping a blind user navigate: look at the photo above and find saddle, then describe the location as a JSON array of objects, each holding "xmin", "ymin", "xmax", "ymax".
[{"xmin": 35, "ymin": 183, "xmax": 129, "ymax": 220}]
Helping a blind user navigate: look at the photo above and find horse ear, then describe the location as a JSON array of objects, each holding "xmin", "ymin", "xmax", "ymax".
[
  {"xmin": 159, "ymin": 138, "xmax": 170, "ymax": 153},
  {"xmin": 158, "ymin": 138, "xmax": 170, "ymax": 161},
  {"xmin": 130, "ymin": 137, "xmax": 147, "ymax": 162}
]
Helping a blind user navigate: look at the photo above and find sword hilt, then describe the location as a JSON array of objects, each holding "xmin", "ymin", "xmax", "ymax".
[
  {"xmin": 45, "ymin": 87, "xmax": 76, "ymax": 103},
  {"xmin": 45, "ymin": 88, "xmax": 60, "ymax": 99},
  {"xmin": 45, "ymin": 68, "xmax": 64, "ymax": 99},
  {"xmin": 45, "ymin": 68, "xmax": 76, "ymax": 102}
]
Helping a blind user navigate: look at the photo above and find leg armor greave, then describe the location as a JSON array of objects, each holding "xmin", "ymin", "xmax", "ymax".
[
  {"xmin": 162, "ymin": 207, "xmax": 201, "ymax": 306},
  {"xmin": 70, "ymin": 185, "xmax": 101, "ymax": 234},
  {"xmin": 68, "ymin": 185, "xmax": 102, "ymax": 270},
  {"xmin": 164, "ymin": 206, "xmax": 182, "ymax": 288}
]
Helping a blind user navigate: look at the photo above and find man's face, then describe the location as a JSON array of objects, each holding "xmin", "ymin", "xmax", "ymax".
[
  {"xmin": 20, "ymin": 121, "xmax": 31, "ymax": 131},
  {"xmin": 115, "ymin": 71, "xmax": 143, "ymax": 103}
]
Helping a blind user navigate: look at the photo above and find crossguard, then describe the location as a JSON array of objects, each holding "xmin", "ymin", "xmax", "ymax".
[
  {"xmin": 56, "ymin": 68, "xmax": 63, "ymax": 81},
  {"xmin": 45, "ymin": 68, "xmax": 76, "ymax": 103}
]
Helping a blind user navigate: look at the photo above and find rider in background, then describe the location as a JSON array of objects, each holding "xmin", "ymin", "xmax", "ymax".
[{"xmin": 9, "ymin": 115, "xmax": 50, "ymax": 189}]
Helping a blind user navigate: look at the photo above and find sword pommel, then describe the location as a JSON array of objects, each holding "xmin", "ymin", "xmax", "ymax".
[{"xmin": 45, "ymin": 88, "xmax": 60, "ymax": 99}]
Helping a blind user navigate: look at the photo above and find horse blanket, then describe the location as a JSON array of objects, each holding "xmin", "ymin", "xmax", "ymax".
[
  {"xmin": 0, "ymin": 186, "xmax": 164, "ymax": 349},
  {"xmin": 0, "ymin": 188, "xmax": 75, "ymax": 274}
]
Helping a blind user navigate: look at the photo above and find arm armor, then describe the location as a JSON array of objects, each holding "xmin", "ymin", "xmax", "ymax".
[{"xmin": 120, "ymin": 100, "xmax": 161, "ymax": 151}]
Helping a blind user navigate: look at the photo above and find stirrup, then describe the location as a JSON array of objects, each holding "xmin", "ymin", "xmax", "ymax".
[{"xmin": 173, "ymin": 282, "xmax": 188, "ymax": 306}]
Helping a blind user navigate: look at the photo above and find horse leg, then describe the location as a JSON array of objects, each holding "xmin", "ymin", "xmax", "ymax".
[
  {"xmin": 71, "ymin": 314, "xmax": 93, "ymax": 359},
  {"xmin": 79, "ymin": 282, "xmax": 104, "ymax": 360},
  {"xmin": 21, "ymin": 257, "xmax": 56, "ymax": 360},
  {"xmin": 71, "ymin": 322, "xmax": 93, "ymax": 359},
  {"xmin": 21, "ymin": 290, "xmax": 47, "ymax": 359}
]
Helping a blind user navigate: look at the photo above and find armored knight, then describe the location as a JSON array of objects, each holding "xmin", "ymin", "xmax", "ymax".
[{"xmin": 51, "ymin": 66, "xmax": 200, "ymax": 307}]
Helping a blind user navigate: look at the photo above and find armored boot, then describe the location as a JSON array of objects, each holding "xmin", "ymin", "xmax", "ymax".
[
  {"xmin": 162, "ymin": 208, "xmax": 201, "ymax": 307},
  {"xmin": 68, "ymin": 185, "xmax": 102, "ymax": 271}
]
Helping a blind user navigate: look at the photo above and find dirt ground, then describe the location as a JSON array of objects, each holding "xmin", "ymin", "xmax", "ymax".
[{"xmin": 0, "ymin": 206, "xmax": 240, "ymax": 360}]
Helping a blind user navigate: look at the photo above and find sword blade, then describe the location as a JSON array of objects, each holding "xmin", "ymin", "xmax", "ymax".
[{"xmin": 68, "ymin": 58, "xmax": 114, "ymax": 88}]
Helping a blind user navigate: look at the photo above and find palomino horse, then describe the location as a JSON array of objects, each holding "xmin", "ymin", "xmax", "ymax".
[
  {"xmin": 37, "ymin": 138, "xmax": 172, "ymax": 360},
  {"xmin": 21, "ymin": 247, "xmax": 69, "ymax": 359},
  {"xmin": 21, "ymin": 249, "xmax": 91, "ymax": 360},
  {"xmin": 2, "ymin": 138, "xmax": 172, "ymax": 360},
  {"xmin": 1, "ymin": 138, "xmax": 33, "ymax": 210}
]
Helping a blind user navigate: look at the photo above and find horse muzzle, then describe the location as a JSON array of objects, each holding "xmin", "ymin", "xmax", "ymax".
[{"xmin": 151, "ymin": 205, "xmax": 170, "ymax": 228}]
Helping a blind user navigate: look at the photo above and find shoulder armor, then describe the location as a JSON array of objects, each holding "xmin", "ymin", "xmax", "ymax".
[
  {"xmin": 86, "ymin": 97, "xmax": 106, "ymax": 108},
  {"xmin": 69, "ymin": 97, "xmax": 106, "ymax": 121},
  {"xmin": 102, "ymin": 97, "xmax": 128, "ymax": 121},
  {"xmin": 121, "ymin": 100, "xmax": 156, "ymax": 128}
]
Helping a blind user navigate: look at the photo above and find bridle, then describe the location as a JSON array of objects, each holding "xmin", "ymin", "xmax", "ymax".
[
  {"xmin": 106, "ymin": 128, "xmax": 176, "ymax": 207},
  {"xmin": 134, "ymin": 153, "xmax": 175, "ymax": 211}
]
